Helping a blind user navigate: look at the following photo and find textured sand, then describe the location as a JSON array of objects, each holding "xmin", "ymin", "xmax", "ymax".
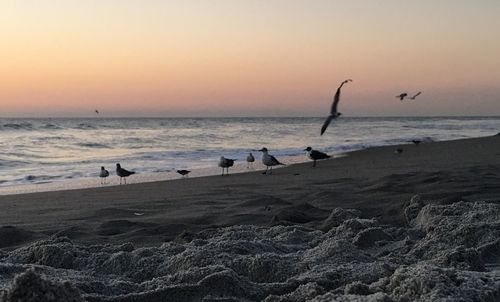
[{"xmin": 1, "ymin": 135, "xmax": 500, "ymax": 301}]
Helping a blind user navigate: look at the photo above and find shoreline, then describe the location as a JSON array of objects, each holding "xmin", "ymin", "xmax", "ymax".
[{"xmin": 1, "ymin": 134, "xmax": 500, "ymax": 300}]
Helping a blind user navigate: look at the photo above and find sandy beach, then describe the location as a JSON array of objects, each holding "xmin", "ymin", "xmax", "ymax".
[{"xmin": 1, "ymin": 135, "xmax": 500, "ymax": 301}]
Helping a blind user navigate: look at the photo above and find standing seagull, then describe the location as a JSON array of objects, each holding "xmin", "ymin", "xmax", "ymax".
[
  {"xmin": 116, "ymin": 163, "xmax": 135, "ymax": 184},
  {"xmin": 258, "ymin": 148, "xmax": 285, "ymax": 174},
  {"xmin": 99, "ymin": 166, "xmax": 109, "ymax": 184},
  {"xmin": 246, "ymin": 152, "xmax": 255, "ymax": 168},
  {"xmin": 396, "ymin": 93, "xmax": 408, "ymax": 101},
  {"xmin": 321, "ymin": 79, "xmax": 352, "ymax": 135},
  {"xmin": 218, "ymin": 156, "xmax": 236, "ymax": 176},
  {"xmin": 304, "ymin": 147, "xmax": 331, "ymax": 167},
  {"xmin": 409, "ymin": 92, "xmax": 422, "ymax": 100}
]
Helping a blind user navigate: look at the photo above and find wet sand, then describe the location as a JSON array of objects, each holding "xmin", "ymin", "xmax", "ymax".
[{"xmin": 1, "ymin": 135, "xmax": 500, "ymax": 248}]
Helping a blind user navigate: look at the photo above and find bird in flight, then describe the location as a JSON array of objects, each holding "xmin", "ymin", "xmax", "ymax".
[
  {"xmin": 95, "ymin": 109, "xmax": 100, "ymax": 115},
  {"xmin": 320, "ymin": 79, "xmax": 352, "ymax": 135}
]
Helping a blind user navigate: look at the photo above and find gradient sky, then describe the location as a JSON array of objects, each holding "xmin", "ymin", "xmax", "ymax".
[{"xmin": 1, "ymin": 0, "xmax": 500, "ymax": 117}]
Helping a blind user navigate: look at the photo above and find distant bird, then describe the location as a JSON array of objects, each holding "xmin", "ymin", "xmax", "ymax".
[
  {"xmin": 396, "ymin": 93, "xmax": 408, "ymax": 101},
  {"xmin": 409, "ymin": 92, "xmax": 422, "ymax": 100},
  {"xmin": 258, "ymin": 148, "xmax": 285, "ymax": 174},
  {"xmin": 411, "ymin": 140, "xmax": 421, "ymax": 146},
  {"xmin": 95, "ymin": 109, "xmax": 99, "ymax": 115},
  {"xmin": 321, "ymin": 79, "xmax": 352, "ymax": 135},
  {"xmin": 218, "ymin": 156, "xmax": 236, "ymax": 176},
  {"xmin": 394, "ymin": 148, "xmax": 404, "ymax": 154},
  {"xmin": 246, "ymin": 152, "xmax": 255, "ymax": 168},
  {"xmin": 304, "ymin": 147, "xmax": 331, "ymax": 167},
  {"xmin": 177, "ymin": 170, "xmax": 191, "ymax": 178},
  {"xmin": 116, "ymin": 163, "xmax": 135, "ymax": 184},
  {"xmin": 99, "ymin": 166, "xmax": 109, "ymax": 184}
]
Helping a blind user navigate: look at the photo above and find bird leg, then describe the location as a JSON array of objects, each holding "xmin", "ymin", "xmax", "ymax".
[
  {"xmin": 313, "ymin": 160, "xmax": 317, "ymax": 168},
  {"xmin": 263, "ymin": 166, "xmax": 268, "ymax": 175}
]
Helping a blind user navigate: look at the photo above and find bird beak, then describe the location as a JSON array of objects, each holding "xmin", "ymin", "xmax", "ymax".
[{"xmin": 257, "ymin": 148, "xmax": 264, "ymax": 152}]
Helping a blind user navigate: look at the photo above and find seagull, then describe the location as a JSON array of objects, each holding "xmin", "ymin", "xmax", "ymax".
[
  {"xmin": 177, "ymin": 170, "xmax": 191, "ymax": 178},
  {"xmin": 258, "ymin": 148, "xmax": 285, "ymax": 174},
  {"xmin": 396, "ymin": 93, "xmax": 408, "ymax": 101},
  {"xmin": 304, "ymin": 147, "xmax": 331, "ymax": 167},
  {"xmin": 246, "ymin": 152, "xmax": 255, "ymax": 168},
  {"xmin": 409, "ymin": 92, "xmax": 422, "ymax": 100},
  {"xmin": 321, "ymin": 79, "xmax": 352, "ymax": 135},
  {"xmin": 95, "ymin": 109, "xmax": 99, "ymax": 115},
  {"xmin": 116, "ymin": 163, "xmax": 135, "ymax": 184},
  {"xmin": 411, "ymin": 140, "xmax": 421, "ymax": 146},
  {"xmin": 99, "ymin": 166, "xmax": 109, "ymax": 184},
  {"xmin": 218, "ymin": 156, "xmax": 236, "ymax": 176}
]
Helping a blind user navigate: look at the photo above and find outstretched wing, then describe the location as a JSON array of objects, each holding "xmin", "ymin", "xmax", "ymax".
[
  {"xmin": 411, "ymin": 92, "xmax": 422, "ymax": 99},
  {"xmin": 330, "ymin": 79, "xmax": 351, "ymax": 114},
  {"xmin": 320, "ymin": 115, "xmax": 335, "ymax": 135}
]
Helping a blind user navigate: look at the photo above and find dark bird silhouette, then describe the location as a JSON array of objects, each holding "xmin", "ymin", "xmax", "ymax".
[
  {"xmin": 99, "ymin": 166, "xmax": 109, "ymax": 184},
  {"xmin": 95, "ymin": 110, "xmax": 99, "ymax": 114},
  {"xmin": 246, "ymin": 152, "xmax": 255, "ymax": 168},
  {"xmin": 411, "ymin": 140, "xmax": 421, "ymax": 146},
  {"xmin": 304, "ymin": 147, "xmax": 331, "ymax": 167},
  {"xmin": 218, "ymin": 156, "xmax": 236, "ymax": 176},
  {"xmin": 409, "ymin": 92, "xmax": 422, "ymax": 100},
  {"xmin": 396, "ymin": 93, "xmax": 408, "ymax": 101},
  {"xmin": 177, "ymin": 170, "xmax": 191, "ymax": 178},
  {"xmin": 320, "ymin": 79, "xmax": 352, "ymax": 135},
  {"xmin": 116, "ymin": 163, "xmax": 135, "ymax": 184}
]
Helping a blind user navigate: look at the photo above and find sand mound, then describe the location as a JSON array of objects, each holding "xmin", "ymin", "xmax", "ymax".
[{"xmin": 1, "ymin": 198, "xmax": 500, "ymax": 301}]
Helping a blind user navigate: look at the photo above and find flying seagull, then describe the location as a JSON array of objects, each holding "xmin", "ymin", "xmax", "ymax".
[
  {"xmin": 177, "ymin": 170, "xmax": 191, "ymax": 178},
  {"xmin": 246, "ymin": 152, "xmax": 255, "ymax": 168},
  {"xmin": 99, "ymin": 166, "xmax": 109, "ymax": 184},
  {"xmin": 320, "ymin": 79, "xmax": 352, "ymax": 135},
  {"xmin": 258, "ymin": 147, "xmax": 285, "ymax": 174},
  {"xmin": 304, "ymin": 147, "xmax": 331, "ymax": 167},
  {"xmin": 218, "ymin": 156, "xmax": 236, "ymax": 176},
  {"xmin": 409, "ymin": 92, "xmax": 422, "ymax": 100},
  {"xmin": 116, "ymin": 163, "xmax": 135, "ymax": 184},
  {"xmin": 396, "ymin": 93, "xmax": 408, "ymax": 101},
  {"xmin": 95, "ymin": 109, "xmax": 99, "ymax": 114}
]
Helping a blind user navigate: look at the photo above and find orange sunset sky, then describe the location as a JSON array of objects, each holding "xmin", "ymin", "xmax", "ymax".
[{"xmin": 1, "ymin": 1, "xmax": 500, "ymax": 117}]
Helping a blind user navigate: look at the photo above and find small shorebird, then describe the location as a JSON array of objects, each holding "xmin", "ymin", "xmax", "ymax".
[
  {"xmin": 219, "ymin": 156, "xmax": 236, "ymax": 176},
  {"xmin": 116, "ymin": 163, "xmax": 135, "ymax": 184},
  {"xmin": 321, "ymin": 79, "xmax": 352, "ymax": 135},
  {"xmin": 396, "ymin": 93, "xmax": 408, "ymax": 101},
  {"xmin": 177, "ymin": 170, "xmax": 191, "ymax": 178},
  {"xmin": 99, "ymin": 166, "xmax": 109, "ymax": 184},
  {"xmin": 411, "ymin": 140, "xmax": 422, "ymax": 146},
  {"xmin": 246, "ymin": 152, "xmax": 255, "ymax": 168},
  {"xmin": 304, "ymin": 147, "xmax": 331, "ymax": 167},
  {"xmin": 258, "ymin": 148, "xmax": 285, "ymax": 174},
  {"xmin": 409, "ymin": 92, "xmax": 422, "ymax": 100}
]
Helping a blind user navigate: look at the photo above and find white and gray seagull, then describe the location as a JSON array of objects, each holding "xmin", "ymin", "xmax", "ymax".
[
  {"xmin": 246, "ymin": 152, "xmax": 255, "ymax": 168},
  {"xmin": 99, "ymin": 166, "xmax": 109, "ymax": 184},
  {"xmin": 258, "ymin": 148, "xmax": 285, "ymax": 174},
  {"xmin": 321, "ymin": 79, "xmax": 352, "ymax": 135},
  {"xmin": 116, "ymin": 163, "xmax": 135, "ymax": 184},
  {"xmin": 304, "ymin": 147, "xmax": 331, "ymax": 167},
  {"xmin": 218, "ymin": 156, "xmax": 236, "ymax": 176}
]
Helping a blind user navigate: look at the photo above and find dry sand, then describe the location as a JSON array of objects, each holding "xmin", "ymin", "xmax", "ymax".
[{"xmin": 1, "ymin": 135, "xmax": 500, "ymax": 301}]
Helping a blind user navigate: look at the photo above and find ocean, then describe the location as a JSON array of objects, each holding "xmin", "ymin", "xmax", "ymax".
[{"xmin": 0, "ymin": 116, "xmax": 499, "ymax": 194}]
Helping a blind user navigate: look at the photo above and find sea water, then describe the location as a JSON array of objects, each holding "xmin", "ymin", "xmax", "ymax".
[{"xmin": 0, "ymin": 116, "xmax": 499, "ymax": 194}]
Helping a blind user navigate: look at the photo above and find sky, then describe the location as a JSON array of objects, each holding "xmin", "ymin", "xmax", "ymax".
[{"xmin": 1, "ymin": 0, "xmax": 500, "ymax": 117}]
